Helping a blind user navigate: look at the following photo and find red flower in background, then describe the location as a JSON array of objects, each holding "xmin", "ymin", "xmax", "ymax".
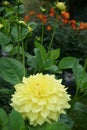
[{"xmin": 70, "ymin": 20, "xmax": 77, "ymax": 29}]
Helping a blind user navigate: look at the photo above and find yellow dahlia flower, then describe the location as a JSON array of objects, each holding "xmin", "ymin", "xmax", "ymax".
[
  {"xmin": 3, "ymin": 1, "xmax": 9, "ymax": 6},
  {"xmin": 17, "ymin": 20, "xmax": 27, "ymax": 26},
  {"xmin": 11, "ymin": 73, "xmax": 71, "ymax": 126},
  {"xmin": 0, "ymin": 24, "xmax": 3, "ymax": 29},
  {"xmin": 27, "ymin": 26, "xmax": 32, "ymax": 32},
  {"xmin": 56, "ymin": 1, "xmax": 66, "ymax": 11}
]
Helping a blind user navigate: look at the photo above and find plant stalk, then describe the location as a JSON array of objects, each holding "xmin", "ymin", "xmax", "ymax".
[
  {"xmin": 21, "ymin": 27, "xmax": 26, "ymax": 76},
  {"xmin": 41, "ymin": 22, "xmax": 44, "ymax": 45},
  {"xmin": 47, "ymin": 18, "xmax": 57, "ymax": 52}
]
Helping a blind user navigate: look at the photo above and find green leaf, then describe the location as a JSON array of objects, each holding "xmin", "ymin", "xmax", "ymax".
[
  {"xmin": 81, "ymin": 81, "xmax": 87, "ymax": 92},
  {"xmin": 0, "ymin": 17, "xmax": 10, "ymax": 35},
  {"xmin": 0, "ymin": 32, "xmax": 10, "ymax": 45},
  {"xmin": 29, "ymin": 124, "xmax": 45, "ymax": 130},
  {"xmin": 0, "ymin": 108, "xmax": 8, "ymax": 129},
  {"xmin": 45, "ymin": 65, "xmax": 59, "ymax": 73},
  {"xmin": 15, "ymin": 5, "xmax": 24, "ymax": 15},
  {"xmin": 8, "ymin": 109, "xmax": 25, "ymax": 130},
  {"xmin": 1, "ymin": 126, "xmax": 8, "ymax": 130},
  {"xmin": 29, "ymin": 122, "xmax": 71, "ymax": 130},
  {"xmin": 27, "ymin": 49, "xmax": 43, "ymax": 72},
  {"xmin": 59, "ymin": 115, "xmax": 74, "ymax": 128},
  {"xmin": 11, "ymin": 46, "xmax": 22, "ymax": 56},
  {"xmin": 2, "ymin": 44, "xmax": 13, "ymax": 52},
  {"xmin": 59, "ymin": 57, "xmax": 78, "ymax": 69},
  {"xmin": 45, "ymin": 122, "xmax": 71, "ymax": 130},
  {"xmin": 74, "ymin": 102, "xmax": 87, "ymax": 114},
  {"xmin": 29, "ymin": 22, "xmax": 38, "ymax": 30},
  {"xmin": 0, "ymin": 57, "xmax": 24, "ymax": 85},
  {"xmin": 27, "ymin": 54, "xmax": 38, "ymax": 69},
  {"xmin": 72, "ymin": 63, "xmax": 87, "ymax": 89},
  {"xmin": 43, "ymin": 59, "xmax": 54, "ymax": 70},
  {"xmin": 11, "ymin": 24, "xmax": 28, "ymax": 42},
  {"xmin": 34, "ymin": 41, "xmax": 47, "ymax": 61},
  {"xmin": 0, "ymin": 88, "xmax": 12, "ymax": 95},
  {"xmin": 0, "ymin": 7, "xmax": 4, "ymax": 12},
  {"xmin": 71, "ymin": 110, "xmax": 87, "ymax": 130},
  {"xmin": 34, "ymin": 48, "xmax": 43, "ymax": 71},
  {"xmin": 48, "ymin": 48, "xmax": 60, "ymax": 60}
]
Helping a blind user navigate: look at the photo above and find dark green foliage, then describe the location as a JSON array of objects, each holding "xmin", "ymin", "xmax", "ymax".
[
  {"xmin": 54, "ymin": 26, "xmax": 87, "ymax": 61},
  {"xmin": 30, "ymin": 24, "xmax": 87, "ymax": 63},
  {"xmin": 0, "ymin": 78, "xmax": 13, "ymax": 113},
  {"xmin": 71, "ymin": 97, "xmax": 87, "ymax": 130}
]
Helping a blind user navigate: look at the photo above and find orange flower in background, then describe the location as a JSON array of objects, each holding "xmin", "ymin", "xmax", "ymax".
[
  {"xmin": 49, "ymin": 8, "xmax": 55, "ymax": 17},
  {"xmin": 46, "ymin": 25, "xmax": 52, "ymax": 31},
  {"xmin": 50, "ymin": 8, "xmax": 55, "ymax": 13},
  {"xmin": 62, "ymin": 19, "xmax": 69, "ymax": 24},
  {"xmin": 29, "ymin": 11, "xmax": 35, "ymax": 16},
  {"xmin": 69, "ymin": 20, "xmax": 77, "ymax": 29},
  {"xmin": 71, "ymin": 24, "xmax": 77, "ymax": 29},
  {"xmin": 36, "ymin": 14, "xmax": 47, "ymax": 24},
  {"xmin": 70, "ymin": 20, "xmax": 76, "ymax": 25},
  {"xmin": 24, "ymin": 15, "xmax": 30, "ymax": 22},
  {"xmin": 42, "ymin": 15, "xmax": 47, "ymax": 23},
  {"xmin": 58, "ymin": 15, "xmax": 61, "ymax": 20},
  {"xmin": 50, "ymin": 12, "xmax": 55, "ymax": 17},
  {"xmin": 36, "ymin": 14, "xmax": 43, "ymax": 20},
  {"xmin": 79, "ymin": 22, "xmax": 84, "ymax": 29},
  {"xmin": 61, "ymin": 11, "xmax": 70, "ymax": 24},
  {"xmin": 61, "ymin": 11, "xmax": 70, "ymax": 19},
  {"xmin": 79, "ymin": 22, "xmax": 87, "ymax": 30},
  {"xmin": 24, "ymin": 8, "xmax": 86, "ymax": 31}
]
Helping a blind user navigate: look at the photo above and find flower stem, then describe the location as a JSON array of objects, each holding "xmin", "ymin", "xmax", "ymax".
[
  {"xmin": 17, "ymin": 25, "xmax": 20, "ymax": 60},
  {"xmin": 41, "ymin": 22, "xmax": 44, "ymax": 45},
  {"xmin": 68, "ymin": 90, "xmax": 78, "ymax": 115},
  {"xmin": 17, "ymin": 4, "xmax": 20, "ymax": 60},
  {"xmin": 47, "ymin": 20, "xmax": 57, "ymax": 52},
  {"xmin": 21, "ymin": 27, "xmax": 26, "ymax": 76}
]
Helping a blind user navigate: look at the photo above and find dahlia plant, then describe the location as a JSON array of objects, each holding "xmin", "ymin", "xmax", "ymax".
[{"xmin": 0, "ymin": 1, "xmax": 87, "ymax": 130}]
